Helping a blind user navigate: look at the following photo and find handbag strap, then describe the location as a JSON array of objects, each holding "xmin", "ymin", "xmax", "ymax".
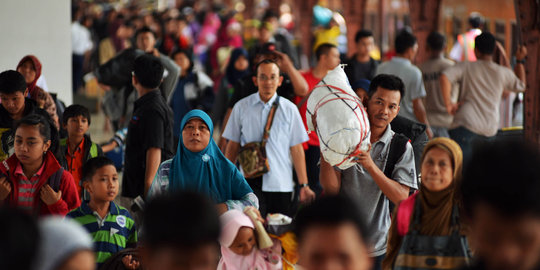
[{"xmin": 262, "ymin": 96, "xmax": 280, "ymax": 146}]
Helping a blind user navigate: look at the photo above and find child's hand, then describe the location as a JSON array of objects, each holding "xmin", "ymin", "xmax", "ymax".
[
  {"xmin": 0, "ymin": 177, "xmax": 11, "ymax": 200},
  {"xmin": 122, "ymin": 254, "xmax": 140, "ymax": 270},
  {"xmin": 40, "ymin": 185, "xmax": 61, "ymax": 206},
  {"xmin": 244, "ymin": 206, "xmax": 265, "ymax": 224}
]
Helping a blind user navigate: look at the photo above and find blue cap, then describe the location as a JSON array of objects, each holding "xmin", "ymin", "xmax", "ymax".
[{"xmin": 351, "ymin": 79, "xmax": 371, "ymax": 92}]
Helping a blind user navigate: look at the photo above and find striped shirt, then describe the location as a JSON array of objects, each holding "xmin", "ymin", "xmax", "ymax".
[
  {"xmin": 67, "ymin": 201, "xmax": 137, "ymax": 266},
  {"xmin": 15, "ymin": 163, "xmax": 45, "ymax": 214}
]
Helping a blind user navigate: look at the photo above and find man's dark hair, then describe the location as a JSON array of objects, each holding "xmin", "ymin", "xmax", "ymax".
[
  {"xmin": 254, "ymin": 59, "xmax": 280, "ymax": 74},
  {"xmin": 395, "ymin": 30, "xmax": 417, "ymax": 54},
  {"xmin": 0, "ymin": 207, "xmax": 40, "ymax": 270},
  {"xmin": 0, "ymin": 70, "xmax": 27, "ymax": 95},
  {"xmin": 81, "ymin": 156, "xmax": 115, "ymax": 183},
  {"xmin": 135, "ymin": 26, "xmax": 155, "ymax": 39},
  {"xmin": 354, "ymin": 30, "xmax": 373, "ymax": 43},
  {"xmin": 461, "ymin": 140, "xmax": 540, "ymax": 218},
  {"xmin": 427, "ymin": 31, "xmax": 446, "ymax": 51},
  {"xmin": 475, "ymin": 32, "xmax": 496, "ymax": 55},
  {"xmin": 315, "ymin": 43, "xmax": 337, "ymax": 61},
  {"xmin": 262, "ymin": 9, "xmax": 279, "ymax": 22},
  {"xmin": 468, "ymin": 13, "xmax": 484, "ymax": 29},
  {"xmin": 294, "ymin": 195, "xmax": 368, "ymax": 244},
  {"xmin": 143, "ymin": 191, "xmax": 220, "ymax": 250},
  {"xmin": 62, "ymin": 104, "xmax": 91, "ymax": 126},
  {"xmin": 368, "ymin": 74, "xmax": 404, "ymax": 102},
  {"xmin": 133, "ymin": 54, "xmax": 164, "ymax": 89}
]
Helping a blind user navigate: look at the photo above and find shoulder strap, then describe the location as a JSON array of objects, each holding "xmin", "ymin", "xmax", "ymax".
[
  {"xmin": 48, "ymin": 168, "xmax": 64, "ymax": 192},
  {"xmin": 90, "ymin": 143, "xmax": 98, "ymax": 158},
  {"xmin": 384, "ymin": 133, "xmax": 409, "ymax": 179},
  {"xmin": 296, "ymin": 90, "xmax": 314, "ymax": 109},
  {"xmin": 261, "ymin": 97, "xmax": 280, "ymax": 146},
  {"xmin": 397, "ymin": 192, "xmax": 418, "ymax": 236}
]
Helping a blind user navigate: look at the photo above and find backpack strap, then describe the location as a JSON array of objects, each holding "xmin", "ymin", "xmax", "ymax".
[
  {"xmin": 397, "ymin": 192, "xmax": 418, "ymax": 236},
  {"xmin": 384, "ymin": 133, "xmax": 410, "ymax": 179},
  {"xmin": 48, "ymin": 168, "xmax": 64, "ymax": 192},
  {"xmin": 90, "ymin": 143, "xmax": 98, "ymax": 158}
]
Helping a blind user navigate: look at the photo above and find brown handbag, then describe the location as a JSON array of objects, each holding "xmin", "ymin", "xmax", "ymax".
[{"xmin": 238, "ymin": 97, "xmax": 279, "ymax": 179}]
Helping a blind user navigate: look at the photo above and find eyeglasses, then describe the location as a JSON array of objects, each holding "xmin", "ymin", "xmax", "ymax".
[{"xmin": 257, "ymin": 74, "xmax": 278, "ymax": 81}]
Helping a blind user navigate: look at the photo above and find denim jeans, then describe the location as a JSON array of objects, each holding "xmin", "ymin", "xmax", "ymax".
[{"xmin": 449, "ymin": 126, "xmax": 494, "ymax": 164}]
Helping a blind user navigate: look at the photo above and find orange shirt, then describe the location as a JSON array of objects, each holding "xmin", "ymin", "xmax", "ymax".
[{"xmin": 65, "ymin": 137, "xmax": 85, "ymax": 196}]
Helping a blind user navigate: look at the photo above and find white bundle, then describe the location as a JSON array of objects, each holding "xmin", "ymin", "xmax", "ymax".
[{"xmin": 306, "ymin": 65, "xmax": 371, "ymax": 170}]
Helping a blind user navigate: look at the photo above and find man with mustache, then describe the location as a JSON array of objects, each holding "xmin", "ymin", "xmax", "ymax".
[{"xmin": 320, "ymin": 74, "xmax": 417, "ymax": 270}]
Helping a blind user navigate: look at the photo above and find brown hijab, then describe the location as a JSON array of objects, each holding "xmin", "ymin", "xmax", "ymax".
[{"xmin": 417, "ymin": 137, "xmax": 463, "ymax": 236}]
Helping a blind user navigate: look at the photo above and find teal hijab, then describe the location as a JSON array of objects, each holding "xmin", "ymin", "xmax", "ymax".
[{"xmin": 169, "ymin": 110, "xmax": 253, "ymax": 203}]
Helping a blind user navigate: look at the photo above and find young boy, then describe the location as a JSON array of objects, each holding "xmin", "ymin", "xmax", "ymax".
[
  {"xmin": 0, "ymin": 70, "xmax": 52, "ymax": 161},
  {"xmin": 59, "ymin": 104, "xmax": 103, "ymax": 199},
  {"xmin": 67, "ymin": 156, "xmax": 138, "ymax": 268}
]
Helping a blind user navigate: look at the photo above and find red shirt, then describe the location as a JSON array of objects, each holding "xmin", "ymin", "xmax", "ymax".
[
  {"xmin": 296, "ymin": 70, "xmax": 322, "ymax": 149},
  {"xmin": 65, "ymin": 137, "xmax": 85, "ymax": 196},
  {"xmin": 15, "ymin": 163, "xmax": 45, "ymax": 215}
]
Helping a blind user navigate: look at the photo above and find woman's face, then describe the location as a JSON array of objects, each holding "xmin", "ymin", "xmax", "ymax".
[
  {"xmin": 421, "ymin": 147, "xmax": 454, "ymax": 192},
  {"xmin": 182, "ymin": 118, "xmax": 211, "ymax": 153},
  {"xmin": 174, "ymin": 52, "xmax": 191, "ymax": 75},
  {"xmin": 234, "ymin": 55, "xmax": 249, "ymax": 71},
  {"xmin": 17, "ymin": 60, "xmax": 36, "ymax": 84},
  {"xmin": 229, "ymin": 227, "xmax": 256, "ymax": 256},
  {"xmin": 14, "ymin": 124, "xmax": 50, "ymax": 167}
]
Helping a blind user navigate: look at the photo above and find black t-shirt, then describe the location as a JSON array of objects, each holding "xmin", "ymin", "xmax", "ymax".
[
  {"xmin": 123, "ymin": 90, "xmax": 175, "ymax": 198},
  {"xmin": 227, "ymin": 72, "xmax": 296, "ymax": 108},
  {"xmin": 0, "ymin": 98, "xmax": 52, "ymax": 161},
  {"xmin": 344, "ymin": 55, "xmax": 378, "ymax": 83}
]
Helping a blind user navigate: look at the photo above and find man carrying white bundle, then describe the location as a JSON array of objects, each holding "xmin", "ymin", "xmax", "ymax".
[{"xmin": 320, "ymin": 74, "xmax": 417, "ymax": 270}]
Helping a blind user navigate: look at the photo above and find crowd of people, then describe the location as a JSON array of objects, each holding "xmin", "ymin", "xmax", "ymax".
[{"xmin": 0, "ymin": 1, "xmax": 539, "ymax": 270}]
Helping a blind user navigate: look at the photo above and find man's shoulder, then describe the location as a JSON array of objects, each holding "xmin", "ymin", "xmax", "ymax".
[
  {"xmin": 233, "ymin": 93, "xmax": 257, "ymax": 109},
  {"xmin": 277, "ymin": 96, "xmax": 298, "ymax": 109}
]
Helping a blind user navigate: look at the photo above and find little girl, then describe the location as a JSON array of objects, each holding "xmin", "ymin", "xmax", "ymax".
[
  {"xmin": 0, "ymin": 114, "xmax": 79, "ymax": 216},
  {"xmin": 218, "ymin": 209, "xmax": 282, "ymax": 270}
]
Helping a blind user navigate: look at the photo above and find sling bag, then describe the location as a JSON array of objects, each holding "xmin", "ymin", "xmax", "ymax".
[{"xmin": 238, "ymin": 97, "xmax": 280, "ymax": 179}]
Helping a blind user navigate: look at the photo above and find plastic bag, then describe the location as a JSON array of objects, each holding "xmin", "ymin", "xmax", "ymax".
[{"xmin": 306, "ymin": 65, "xmax": 370, "ymax": 170}]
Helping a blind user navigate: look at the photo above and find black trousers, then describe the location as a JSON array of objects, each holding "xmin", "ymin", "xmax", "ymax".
[
  {"xmin": 246, "ymin": 177, "xmax": 297, "ymax": 218},
  {"xmin": 305, "ymin": 145, "xmax": 322, "ymax": 197}
]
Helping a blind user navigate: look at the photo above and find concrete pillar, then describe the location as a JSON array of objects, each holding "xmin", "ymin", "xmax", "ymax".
[{"xmin": 0, "ymin": 0, "xmax": 72, "ymax": 104}]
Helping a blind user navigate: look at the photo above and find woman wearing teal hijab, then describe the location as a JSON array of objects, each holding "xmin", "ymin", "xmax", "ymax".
[{"xmin": 148, "ymin": 110, "xmax": 258, "ymax": 213}]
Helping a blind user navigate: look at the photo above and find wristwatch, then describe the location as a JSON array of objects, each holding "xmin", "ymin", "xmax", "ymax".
[{"xmin": 299, "ymin": 183, "xmax": 309, "ymax": 189}]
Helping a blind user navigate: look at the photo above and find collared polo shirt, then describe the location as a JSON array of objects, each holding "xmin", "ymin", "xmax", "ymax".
[
  {"xmin": 67, "ymin": 200, "xmax": 137, "ymax": 267},
  {"xmin": 15, "ymin": 162, "xmax": 45, "ymax": 214},
  {"xmin": 339, "ymin": 124, "xmax": 417, "ymax": 257},
  {"xmin": 65, "ymin": 137, "xmax": 85, "ymax": 195},
  {"xmin": 123, "ymin": 90, "xmax": 175, "ymax": 198},
  {"xmin": 376, "ymin": 56, "xmax": 426, "ymax": 122},
  {"xmin": 223, "ymin": 93, "xmax": 308, "ymax": 192}
]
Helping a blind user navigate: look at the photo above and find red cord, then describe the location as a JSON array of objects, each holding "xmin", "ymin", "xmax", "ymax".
[{"xmin": 310, "ymin": 84, "xmax": 369, "ymax": 167}]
